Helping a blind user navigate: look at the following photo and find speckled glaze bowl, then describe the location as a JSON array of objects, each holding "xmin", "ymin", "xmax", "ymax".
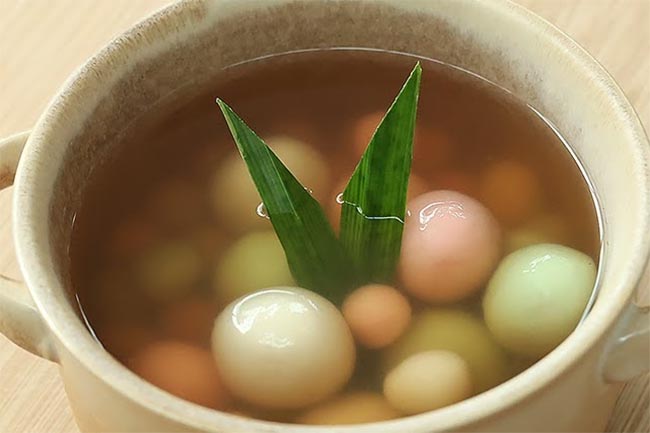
[{"xmin": 0, "ymin": 1, "xmax": 648, "ymax": 432}]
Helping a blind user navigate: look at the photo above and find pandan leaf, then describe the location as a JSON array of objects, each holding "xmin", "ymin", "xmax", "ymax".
[
  {"xmin": 339, "ymin": 63, "xmax": 422, "ymax": 283},
  {"xmin": 217, "ymin": 100, "xmax": 356, "ymax": 303}
]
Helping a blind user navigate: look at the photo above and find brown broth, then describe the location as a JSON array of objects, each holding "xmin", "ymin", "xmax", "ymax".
[{"xmin": 69, "ymin": 49, "xmax": 600, "ymax": 421}]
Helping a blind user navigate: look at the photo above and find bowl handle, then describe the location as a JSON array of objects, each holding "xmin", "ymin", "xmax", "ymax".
[
  {"xmin": 0, "ymin": 131, "xmax": 57, "ymax": 361},
  {"xmin": 602, "ymin": 301, "xmax": 649, "ymax": 382}
]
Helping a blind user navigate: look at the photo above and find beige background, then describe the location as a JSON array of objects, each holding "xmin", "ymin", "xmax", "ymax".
[{"xmin": 0, "ymin": 0, "xmax": 648, "ymax": 432}]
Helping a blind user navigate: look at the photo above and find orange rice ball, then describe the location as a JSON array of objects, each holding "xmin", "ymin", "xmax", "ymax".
[
  {"xmin": 352, "ymin": 111, "xmax": 384, "ymax": 156},
  {"xmin": 400, "ymin": 190, "xmax": 501, "ymax": 303},
  {"xmin": 342, "ymin": 284, "xmax": 412, "ymax": 349},
  {"xmin": 129, "ymin": 340, "xmax": 229, "ymax": 409},
  {"xmin": 479, "ymin": 159, "xmax": 542, "ymax": 226}
]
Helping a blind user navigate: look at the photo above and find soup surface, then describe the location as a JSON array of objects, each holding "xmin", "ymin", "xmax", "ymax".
[{"xmin": 70, "ymin": 49, "xmax": 600, "ymax": 423}]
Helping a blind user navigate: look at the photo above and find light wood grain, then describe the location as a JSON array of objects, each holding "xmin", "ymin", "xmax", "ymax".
[{"xmin": 0, "ymin": 1, "xmax": 648, "ymax": 432}]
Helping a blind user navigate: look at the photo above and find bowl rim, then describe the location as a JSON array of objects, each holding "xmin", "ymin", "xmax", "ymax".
[{"xmin": 12, "ymin": 0, "xmax": 650, "ymax": 431}]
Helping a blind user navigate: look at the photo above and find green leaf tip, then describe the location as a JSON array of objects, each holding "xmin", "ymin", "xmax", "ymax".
[
  {"xmin": 216, "ymin": 61, "xmax": 422, "ymax": 300},
  {"xmin": 217, "ymin": 101, "xmax": 356, "ymax": 304},
  {"xmin": 339, "ymin": 63, "xmax": 422, "ymax": 283}
]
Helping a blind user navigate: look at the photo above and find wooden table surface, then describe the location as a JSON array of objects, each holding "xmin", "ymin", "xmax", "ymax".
[{"xmin": 0, "ymin": 1, "xmax": 648, "ymax": 432}]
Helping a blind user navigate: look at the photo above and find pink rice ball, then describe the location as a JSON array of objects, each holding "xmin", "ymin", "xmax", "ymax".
[{"xmin": 399, "ymin": 190, "xmax": 501, "ymax": 303}]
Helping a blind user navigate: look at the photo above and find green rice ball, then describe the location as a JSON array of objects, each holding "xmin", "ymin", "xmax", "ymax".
[
  {"xmin": 213, "ymin": 231, "xmax": 294, "ymax": 304},
  {"xmin": 137, "ymin": 240, "xmax": 203, "ymax": 302},
  {"xmin": 382, "ymin": 309, "xmax": 510, "ymax": 393},
  {"xmin": 210, "ymin": 136, "xmax": 331, "ymax": 232},
  {"xmin": 483, "ymin": 243, "xmax": 596, "ymax": 358}
]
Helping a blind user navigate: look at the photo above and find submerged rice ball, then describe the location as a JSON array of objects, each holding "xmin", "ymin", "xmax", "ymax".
[
  {"xmin": 479, "ymin": 159, "xmax": 542, "ymax": 226},
  {"xmin": 297, "ymin": 392, "xmax": 400, "ymax": 425},
  {"xmin": 213, "ymin": 231, "xmax": 294, "ymax": 304},
  {"xmin": 383, "ymin": 350, "xmax": 472, "ymax": 414},
  {"xmin": 137, "ymin": 240, "xmax": 203, "ymax": 302},
  {"xmin": 212, "ymin": 287, "xmax": 355, "ymax": 410},
  {"xmin": 483, "ymin": 243, "xmax": 596, "ymax": 358},
  {"xmin": 342, "ymin": 284, "xmax": 412, "ymax": 349},
  {"xmin": 353, "ymin": 111, "xmax": 384, "ymax": 156},
  {"xmin": 400, "ymin": 190, "xmax": 501, "ymax": 303},
  {"xmin": 210, "ymin": 136, "xmax": 331, "ymax": 232},
  {"xmin": 383, "ymin": 309, "xmax": 509, "ymax": 393},
  {"xmin": 129, "ymin": 340, "xmax": 229, "ymax": 409}
]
